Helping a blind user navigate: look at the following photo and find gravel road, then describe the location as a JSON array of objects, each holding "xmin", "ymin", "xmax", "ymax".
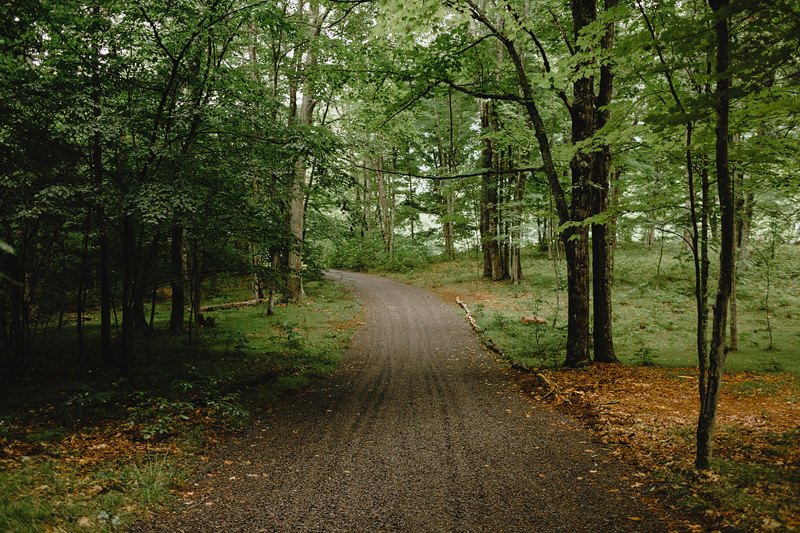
[{"xmin": 139, "ymin": 271, "xmax": 668, "ymax": 532}]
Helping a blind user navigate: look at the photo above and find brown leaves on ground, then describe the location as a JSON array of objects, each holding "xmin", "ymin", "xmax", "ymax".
[
  {"xmin": 515, "ymin": 365, "xmax": 800, "ymax": 531},
  {"xmin": 1, "ymin": 425, "xmax": 183, "ymax": 473}
]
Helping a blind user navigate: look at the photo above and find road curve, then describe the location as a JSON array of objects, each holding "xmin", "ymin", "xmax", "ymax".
[{"xmin": 140, "ymin": 271, "xmax": 667, "ymax": 532}]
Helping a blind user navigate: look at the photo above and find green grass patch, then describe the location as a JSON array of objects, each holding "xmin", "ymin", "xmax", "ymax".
[
  {"xmin": 389, "ymin": 243, "xmax": 800, "ymax": 376},
  {"xmin": 0, "ymin": 453, "xmax": 184, "ymax": 532}
]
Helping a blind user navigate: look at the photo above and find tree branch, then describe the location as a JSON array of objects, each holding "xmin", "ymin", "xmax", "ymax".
[
  {"xmin": 347, "ymin": 160, "xmax": 544, "ymax": 181},
  {"xmin": 442, "ymin": 78, "xmax": 522, "ymax": 102}
]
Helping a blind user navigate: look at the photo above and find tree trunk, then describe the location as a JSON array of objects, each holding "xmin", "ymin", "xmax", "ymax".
[
  {"xmin": 510, "ymin": 171, "xmax": 525, "ymax": 284},
  {"xmin": 480, "ymin": 100, "xmax": 494, "ymax": 279},
  {"xmin": 287, "ymin": 159, "xmax": 306, "ymax": 300},
  {"xmin": 729, "ymin": 171, "xmax": 750, "ymax": 350},
  {"xmin": 591, "ymin": 0, "xmax": 618, "ymax": 363},
  {"xmin": 444, "ymin": 192, "xmax": 455, "ymax": 259},
  {"xmin": 697, "ymin": 0, "xmax": 732, "ymax": 470},
  {"xmin": 729, "ymin": 266, "xmax": 738, "ymax": 352},
  {"xmin": 466, "ymin": 0, "xmax": 590, "ymax": 364},
  {"xmin": 564, "ymin": 228, "xmax": 591, "ymax": 367},
  {"xmin": 592, "ymin": 219, "xmax": 616, "ymax": 362},
  {"xmin": 444, "ymin": 90, "xmax": 456, "ymax": 259},
  {"xmin": 286, "ymin": 2, "xmax": 320, "ymax": 301},
  {"xmin": 119, "ymin": 215, "xmax": 135, "ymax": 371},
  {"xmin": 76, "ymin": 218, "xmax": 90, "ymax": 361},
  {"xmin": 645, "ymin": 226, "xmax": 656, "ymax": 248},
  {"xmin": 738, "ymin": 191, "xmax": 754, "ymax": 265},
  {"xmin": 488, "ymin": 106, "xmax": 503, "ymax": 281},
  {"xmin": 562, "ymin": 0, "xmax": 597, "ymax": 367},
  {"xmin": 169, "ymin": 224, "xmax": 185, "ymax": 332},
  {"xmin": 91, "ymin": 8, "xmax": 112, "ymax": 364},
  {"xmin": 375, "ymin": 156, "xmax": 392, "ymax": 254},
  {"xmin": 488, "ymin": 179, "xmax": 502, "ymax": 281}
]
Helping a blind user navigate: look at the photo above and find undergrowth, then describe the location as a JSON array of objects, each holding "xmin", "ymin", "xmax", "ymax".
[{"xmin": 0, "ymin": 279, "xmax": 360, "ymax": 531}]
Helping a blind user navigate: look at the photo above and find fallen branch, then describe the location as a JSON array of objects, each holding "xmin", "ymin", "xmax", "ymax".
[
  {"xmin": 456, "ymin": 297, "xmax": 503, "ymax": 355},
  {"xmin": 535, "ymin": 372, "xmax": 570, "ymax": 404},
  {"xmin": 455, "ymin": 297, "xmax": 480, "ymax": 331},
  {"xmin": 200, "ymin": 298, "xmax": 263, "ymax": 313}
]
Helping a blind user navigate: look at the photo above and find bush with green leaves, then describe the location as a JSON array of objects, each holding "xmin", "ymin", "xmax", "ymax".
[
  {"xmin": 326, "ymin": 234, "xmax": 431, "ymax": 273},
  {"xmin": 326, "ymin": 234, "xmax": 386, "ymax": 272}
]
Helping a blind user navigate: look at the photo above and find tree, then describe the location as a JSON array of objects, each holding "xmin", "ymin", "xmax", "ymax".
[{"xmin": 696, "ymin": 0, "xmax": 733, "ymax": 471}]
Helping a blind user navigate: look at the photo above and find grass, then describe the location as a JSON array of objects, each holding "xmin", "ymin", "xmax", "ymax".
[
  {"xmin": 0, "ymin": 277, "xmax": 361, "ymax": 532},
  {"xmin": 0, "ymin": 453, "xmax": 184, "ymax": 532},
  {"xmin": 390, "ymin": 242, "xmax": 800, "ymax": 376}
]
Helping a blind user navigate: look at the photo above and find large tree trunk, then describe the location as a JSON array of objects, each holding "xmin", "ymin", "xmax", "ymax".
[
  {"xmin": 591, "ymin": 218, "xmax": 615, "ymax": 362},
  {"xmin": 487, "ymin": 105, "xmax": 504, "ymax": 281},
  {"xmin": 465, "ymin": 0, "xmax": 591, "ymax": 364},
  {"xmin": 169, "ymin": 224, "xmax": 185, "ymax": 332},
  {"xmin": 564, "ymin": 228, "xmax": 591, "ymax": 367},
  {"xmin": 591, "ymin": 0, "xmax": 618, "ymax": 363},
  {"xmin": 697, "ymin": 0, "xmax": 733, "ymax": 470},
  {"xmin": 286, "ymin": 2, "xmax": 321, "ymax": 301},
  {"xmin": 562, "ymin": 0, "xmax": 597, "ymax": 367}
]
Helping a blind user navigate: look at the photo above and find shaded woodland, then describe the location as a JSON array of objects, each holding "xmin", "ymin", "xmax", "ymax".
[{"xmin": 2, "ymin": 0, "xmax": 799, "ymax": 494}]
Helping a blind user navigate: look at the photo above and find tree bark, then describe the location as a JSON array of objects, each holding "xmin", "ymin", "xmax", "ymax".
[
  {"xmin": 91, "ymin": 1, "xmax": 112, "ymax": 363},
  {"xmin": 480, "ymin": 100, "xmax": 494, "ymax": 279},
  {"xmin": 564, "ymin": 228, "xmax": 591, "ymax": 367},
  {"xmin": 375, "ymin": 156, "xmax": 393, "ymax": 254},
  {"xmin": 488, "ymin": 105, "xmax": 503, "ymax": 281},
  {"xmin": 444, "ymin": 192, "xmax": 455, "ymax": 259},
  {"xmin": 119, "ymin": 215, "xmax": 135, "ymax": 371},
  {"xmin": 169, "ymin": 224, "xmax": 185, "ymax": 332},
  {"xmin": 697, "ymin": 0, "xmax": 733, "ymax": 470},
  {"xmin": 562, "ymin": 0, "xmax": 597, "ymax": 367},
  {"xmin": 591, "ymin": 0, "xmax": 618, "ymax": 363},
  {"xmin": 510, "ymin": 171, "xmax": 525, "ymax": 284},
  {"xmin": 286, "ymin": 1, "xmax": 321, "ymax": 301}
]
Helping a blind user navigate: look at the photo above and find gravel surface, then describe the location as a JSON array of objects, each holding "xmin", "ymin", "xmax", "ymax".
[{"xmin": 138, "ymin": 271, "xmax": 669, "ymax": 532}]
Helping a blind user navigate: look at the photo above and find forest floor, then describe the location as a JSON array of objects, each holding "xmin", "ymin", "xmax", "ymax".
[
  {"xmin": 389, "ymin": 247, "xmax": 800, "ymax": 532},
  {"xmin": 135, "ymin": 270, "xmax": 680, "ymax": 532},
  {"xmin": 0, "ymin": 280, "xmax": 362, "ymax": 531}
]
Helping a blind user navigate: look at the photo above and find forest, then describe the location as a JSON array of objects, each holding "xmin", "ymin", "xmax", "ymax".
[{"xmin": 1, "ymin": 0, "xmax": 799, "ymax": 530}]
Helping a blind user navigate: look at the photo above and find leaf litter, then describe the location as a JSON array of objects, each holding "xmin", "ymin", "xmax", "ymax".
[{"xmin": 513, "ymin": 364, "xmax": 799, "ymax": 531}]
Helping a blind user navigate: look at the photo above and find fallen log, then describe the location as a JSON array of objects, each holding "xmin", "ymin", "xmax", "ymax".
[{"xmin": 200, "ymin": 298, "xmax": 264, "ymax": 313}]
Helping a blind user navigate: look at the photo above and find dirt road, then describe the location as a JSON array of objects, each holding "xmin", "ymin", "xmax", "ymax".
[{"xmin": 141, "ymin": 271, "xmax": 667, "ymax": 532}]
